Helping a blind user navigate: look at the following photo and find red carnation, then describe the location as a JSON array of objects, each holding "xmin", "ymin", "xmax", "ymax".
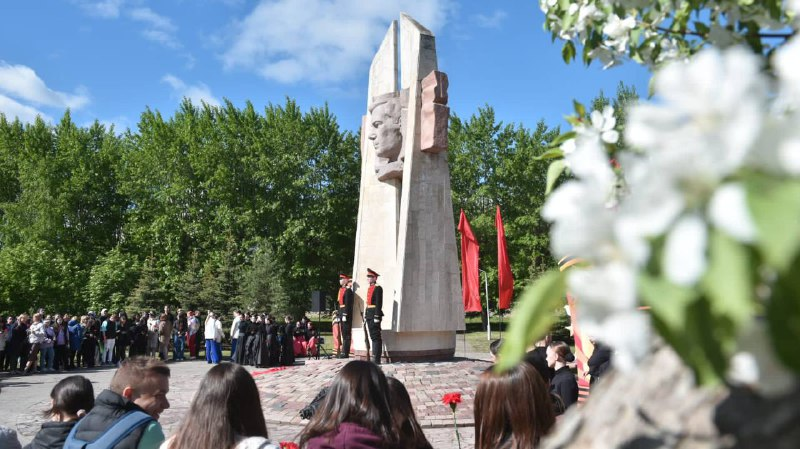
[
  {"xmin": 442, "ymin": 392, "xmax": 462, "ymax": 407},
  {"xmin": 441, "ymin": 392, "xmax": 463, "ymax": 449},
  {"xmin": 280, "ymin": 442, "xmax": 299, "ymax": 449}
]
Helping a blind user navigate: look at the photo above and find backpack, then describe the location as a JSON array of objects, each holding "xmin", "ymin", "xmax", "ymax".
[{"xmin": 63, "ymin": 410, "xmax": 154, "ymax": 449}]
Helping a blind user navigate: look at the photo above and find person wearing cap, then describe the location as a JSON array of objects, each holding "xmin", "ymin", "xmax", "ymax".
[
  {"xmin": 364, "ymin": 268, "xmax": 383, "ymax": 364},
  {"xmin": 336, "ymin": 274, "xmax": 354, "ymax": 358}
]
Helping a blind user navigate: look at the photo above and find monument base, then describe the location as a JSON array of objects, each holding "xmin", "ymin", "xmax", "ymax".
[{"xmin": 352, "ymin": 329, "xmax": 456, "ymax": 362}]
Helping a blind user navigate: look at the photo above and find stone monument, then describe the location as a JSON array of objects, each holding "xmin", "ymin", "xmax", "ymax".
[{"xmin": 351, "ymin": 14, "xmax": 465, "ymax": 362}]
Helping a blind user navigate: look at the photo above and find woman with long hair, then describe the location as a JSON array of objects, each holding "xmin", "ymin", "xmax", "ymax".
[
  {"xmin": 474, "ymin": 363, "xmax": 556, "ymax": 449},
  {"xmin": 386, "ymin": 377, "xmax": 432, "ymax": 449},
  {"xmin": 161, "ymin": 363, "xmax": 278, "ymax": 449},
  {"xmin": 299, "ymin": 360, "xmax": 398, "ymax": 448}
]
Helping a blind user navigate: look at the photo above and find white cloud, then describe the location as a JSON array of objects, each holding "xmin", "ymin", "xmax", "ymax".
[
  {"xmin": 77, "ymin": 0, "xmax": 126, "ymax": 18},
  {"xmin": 0, "ymin": 62, "xmax": 90, "ymax": 109},
  {"xmin": 221, "ymin": 0, "xmax": 453, "ymax": 84},
  {"xmin": 0, "ymin": 94, "xmax": 52, "ymax": 123},
  {"xmin": 162, "ymin": 74, "xmax": 221, "ymax": 107},
  {"xmin": 474, "ymin": 10, "xmax": 507, "ymax": 28},
  {"xmin": 129, "ymin": 7, "xmax": 181, "ymax": 49}
]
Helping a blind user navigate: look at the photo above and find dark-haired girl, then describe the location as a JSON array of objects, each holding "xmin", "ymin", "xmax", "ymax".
[
  {"xmin": 386, "ymin": 377, "xmax": 432, "ymax": 449},
  {"xmin": 299, "ymin": 360, "xmax": 398, "ymax": 448},
  {"xmin": 161, "ymin": 363, "xmax": 277, "ymax": 449},
  {"xmin": 474, "ymin": 363, "xmax": 555, "ymax": 449},
  {"xmin": 547, "ymin": 341, "xmax": 579, "ymax": 409},
  {"xmin": 25, "ymin": 375, "xmax": 94, "ymax": 449}
]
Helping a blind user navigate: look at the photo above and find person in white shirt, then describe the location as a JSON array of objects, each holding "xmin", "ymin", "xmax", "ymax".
[
  {"xmin": 24, "ymin": 313, "xmax": 46, "ymax": 374},
  {"xmin": 229, "ymin": 311, "xmax": 241, "ymax": 363},
  {"xmin": 204, "ymin": 312, "xmax": 222, "ymax": 364}
]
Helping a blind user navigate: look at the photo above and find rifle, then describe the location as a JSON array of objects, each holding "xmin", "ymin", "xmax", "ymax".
[{"xmin": 361, "ymin": 309, "xmax": 371, "ymax": 355}]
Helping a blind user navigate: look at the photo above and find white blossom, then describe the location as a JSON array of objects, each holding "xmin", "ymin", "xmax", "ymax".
[
  {"xmin": 543, "ymin": 178, "xmax": 617, "ymax": 262},
  {"xmin": 627, "ymin": 48, "xmax": 767, "ymax": 185},
  {"xmin": 663, "ymin": 214, "xmax": 708, "ymax": 286},
  {"xmin": 568, "ymin": 261, "xmax": 637, "ymax": 319},
  {"xmin": 603, "ymin": 14, "xmax": 636, "ymax": 53},
  {"xmin": 708, "ymin": 183, "xmax": 757, "ymax": 243},
  {"xmin": 581, "ymin": 309, "xmax": 651, "ymax": 373},
  {"xmin": 729, "ymin": 321, "xmax": 797, "ymax": 396},
  {"xmin": 588, "ymin": 46, "xmax": 622, "ymax": 69},
  {"xmin": 589, "ymin": 106, "xmax": 619, "ymax": 144},
  {"xmin": 747, "ymin": 114, "xmax": 800, "ymax": 175},
  {"xmin": 602, "ymin": 14, "xmax": 636, "ymax": 39},
  {"xmin": 773, "ymin": 35, "xmax": 800, "ymax": 104}
]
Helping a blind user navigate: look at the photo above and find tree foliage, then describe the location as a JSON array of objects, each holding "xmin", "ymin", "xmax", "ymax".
[
  {"xmin": 0, "ymin": 99, "xmax": 360, "ymax": 316},
  {"xmin": 449, "ymin": 106, "xmax": 560, "ymax": 309}
]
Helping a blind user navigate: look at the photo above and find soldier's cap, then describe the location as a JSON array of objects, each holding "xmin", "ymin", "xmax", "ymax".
[
  {"xmin": 367, "ymin": 268, "xmax": 380, "ymax": 277},
  {"xmin": 339, "ymin": 274, "xmax": 351, "ymax": 280}
]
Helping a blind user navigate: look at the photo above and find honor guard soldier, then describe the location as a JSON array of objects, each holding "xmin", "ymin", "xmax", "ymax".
[
  {"xmin": 365, "ymin": 268, "xmax": 383, "ymax": 364},
  {"xmin": 337, "ymin": 274, "xmax": 354, "ymax": 358}
]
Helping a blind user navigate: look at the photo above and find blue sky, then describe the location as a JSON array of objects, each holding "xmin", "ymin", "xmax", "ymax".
[{"xmin": 0, "ymin": 0, "xmax": 651, "ymax": 134}]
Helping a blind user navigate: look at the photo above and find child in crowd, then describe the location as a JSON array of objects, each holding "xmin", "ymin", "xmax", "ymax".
[{"xmin": 25, "ymin": 375, "xmax": 95, "ymax": 449}]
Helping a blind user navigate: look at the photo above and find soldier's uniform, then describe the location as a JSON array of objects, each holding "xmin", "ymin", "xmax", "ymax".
[
  {"xmin": 365, "ymin": 268, "xmax": 383, "ymax": 364},
  {"xmin": 337, "ymin": 274, "xmax": 354, "ymax": 358}
]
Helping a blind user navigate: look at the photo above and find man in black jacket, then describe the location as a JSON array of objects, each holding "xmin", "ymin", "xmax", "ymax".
[
  {"xmin": 68, "ymin": 357, "xmax": 170, "ymax": 449},
  {"xmin": 364, "ymin": 268, "xmax": 383, "ymax": 364},
  {"xmin": 336, "ymin": 274, "xmax": 354, "ymax": 358}
]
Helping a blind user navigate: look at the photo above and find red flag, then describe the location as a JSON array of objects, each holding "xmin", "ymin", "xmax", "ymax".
[
  {"xmin": 496, "ymin": 205, "xmax": 514, "ymax": 310},
  {"xmin": 458, "ymin": 209, "xmax": 482, "ymax": 312}
]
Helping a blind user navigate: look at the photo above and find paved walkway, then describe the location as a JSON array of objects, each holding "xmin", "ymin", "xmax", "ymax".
[{"xmin": 0, "ymin": 353, "xmax": 491, "ymax": 448}]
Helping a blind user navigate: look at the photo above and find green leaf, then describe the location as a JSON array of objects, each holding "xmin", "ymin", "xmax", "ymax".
[
  {"xmin": 693, "ymin": 21, "xmax": 710, "ymax": 35},
  {"xmin": 702, "ymin": 230, "xmax": 753, "ymax": 327},
  {"xmin": 545, "ymin": 160, "xmax": 567, "ymax": 195},
  {"xmin": 745, "ymin": 176, "xmax": 800, "ymax": 272},
  {"xmin": 496, "ymin": 270, "xmax": 566, "ymax": 372},
  {"xmin": 640, "ymin": 275, "xmax": 727, "ymax": 385},
  {"xmin": 562, "ymin": 40, "xmax": 576, "ymax": 64},
  {"xmin": 768, "ymin": 255, "xmax": 800, "ymax": 374},
  {"xmin": 639, "ymin": 274, "xmax": 696, "ymax": 331},
  {"xmin": 534, "ymin": 148, "xmax": 565, "ymax": 161},
  {"xmin": 565, "ymin": 115, "xmax": 583, "ymax": 126},
  {"xmin": 548, "ymin": 130, "xmax": 577, "ymax": 148},
  {"xmin": 572, "ymin": 100, "xmax": 586, "ymax": 118}
]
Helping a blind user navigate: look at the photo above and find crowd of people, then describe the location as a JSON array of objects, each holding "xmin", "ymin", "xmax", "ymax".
[
  {"xmin": 1, "ymin": 337, "xmax": 594, "ymax": 449},
  {"xmin": 228, "ymin": 312, "xmax": 322, "ymax": 368},
  {"xmin": 0, "ymin": 302, "xmax": 597, "ymax": 448},
  {"xmin": 0, "ymin": 306, "xmax": 216, "ymax": 375}
]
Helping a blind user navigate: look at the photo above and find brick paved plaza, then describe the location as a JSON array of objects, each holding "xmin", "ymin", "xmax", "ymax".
[{"xmin": 0, "ymin": 352, "xmax": 492, "ymax": 448}]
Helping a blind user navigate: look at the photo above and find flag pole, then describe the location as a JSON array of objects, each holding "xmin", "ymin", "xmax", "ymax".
[{"xmin": 480, "ymin": 269, "xmax": 490, "ymax": 340}]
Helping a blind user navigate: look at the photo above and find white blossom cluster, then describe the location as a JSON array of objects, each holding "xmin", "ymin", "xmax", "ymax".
[
  {"xmin": 539, "ymin": 0, "xmax": 794, "ymax": 69},
  {"xmin": 542, "ymin": 36, "xmax": 800, "ymax": 388}
]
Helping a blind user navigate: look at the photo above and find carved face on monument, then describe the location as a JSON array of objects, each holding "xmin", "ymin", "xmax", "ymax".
[{"xmin": 368, "ymin": 94, "xmax": 403, "ymax": 161}]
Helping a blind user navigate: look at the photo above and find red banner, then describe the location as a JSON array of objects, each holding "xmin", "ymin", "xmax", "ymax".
[
  {"xmin": 496, "ymin": 206, "xmax": 514, "ymax": 310},
  {"xmin": 458, "ymin": 209, "xmax": 482, "ymax": 312}
]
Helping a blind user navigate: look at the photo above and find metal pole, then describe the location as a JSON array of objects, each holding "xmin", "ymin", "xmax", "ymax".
[{"xmin": 480, "ymin": 269, "xmax": 491, "ymax": 340}]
